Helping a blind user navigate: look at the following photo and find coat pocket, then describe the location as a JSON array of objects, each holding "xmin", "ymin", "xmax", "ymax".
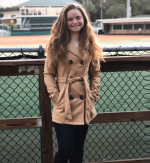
[
  {"xmin": 57, "ymin": 98, "xmax": 65, "ymax": 113},
  {"xmin": 88, "ymin": 89, "xmax": 97, "ymax": 119},
  {"xmin": 89, "ymin": 98, "xmax": 97, "ymax": 120},
  {"xmin": 51, "ymin": 93, "xmax": 59, "ymax": 105},
  {"xmin": 89, "ymin": 89, "xmax": 95, "ymax": 103},
  {"xmin": 53, "ymin": 90, "xmax": 65, "ymax": 113}
]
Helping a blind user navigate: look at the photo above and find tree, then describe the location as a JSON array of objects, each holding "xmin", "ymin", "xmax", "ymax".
[
  {"xmin": 131, "ymin": 0, "xmax": 149, "ymax": 16},
  {"xmin": 0, "ymin": 6, "xmax": 19, "ymax": 12},
  {"xmin": 83, "ymin": 0, "xmax": 97, "ymax": 19},
  {"xmin": 90, "ymin": 0, "xmax": 126, "ymax": 20},
  {"xmin": 106, "ymin": 3, "xmax": 126, "ymax": 18},
  {"xmin": 0, "ymin": 0, "xmax": 4, "ymax": 18}
]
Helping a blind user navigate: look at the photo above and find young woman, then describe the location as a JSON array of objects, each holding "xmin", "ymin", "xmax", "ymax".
[{"xmin": 44, "ymin": 3, "xmax": 104, "ymax": 163}]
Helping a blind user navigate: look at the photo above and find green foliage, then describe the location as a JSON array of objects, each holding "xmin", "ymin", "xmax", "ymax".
[
  {"xmin": 76, "ymin": 0, "xmax": 149, "ymax": 21},
  {"xmin": 0, "ymin": 6, "xmax": 19, "ymax": 12},
  {"xmin": 83, "ymin": 0, "xmax": 97, "ymax": 19},
  {"xmin": 107, "ymin": 3, "xmax": 126, "ymax": 18},
  {"xmin": 131, "ymin": 0, "xmax": 150, "ymax": 16}
]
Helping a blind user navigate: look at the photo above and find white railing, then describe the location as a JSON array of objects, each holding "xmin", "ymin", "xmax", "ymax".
[
  {"xmin": 13, "ymin": 24, "xmax": 31, "ymax": 30},
  {"xmin": 13, "ymin": 23, "xmax": 53, "ymax": 30},
  {"xmin": 13, "ymin": 24, "xmax": 20, "ymax": 30},
  {"xmin": 0, "ymin": 24, "xmax": 11, "ymax": 36}
]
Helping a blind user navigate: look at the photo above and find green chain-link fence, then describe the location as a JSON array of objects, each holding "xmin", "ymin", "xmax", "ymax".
[
  {"xmin": 0, "ymin": 74, "xmax": 42, "ymax": 163},
  {"xmin": 0, "ymin": 46, "xmax": 150, "ymax": 162}
]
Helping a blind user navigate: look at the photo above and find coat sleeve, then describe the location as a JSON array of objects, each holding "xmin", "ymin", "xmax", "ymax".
[
  {"xmin": 88, "ymin": 59, "xmax": 101, "ymax": 102},
  {"xmin": 43, "ymin": 54, "xmax": 59, "ymax": 103}
]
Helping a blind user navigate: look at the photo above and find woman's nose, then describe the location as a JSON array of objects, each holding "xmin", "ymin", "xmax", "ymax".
[{"xmin": 72, "ymin": 19, "xmax": 77, "ymax": 23}]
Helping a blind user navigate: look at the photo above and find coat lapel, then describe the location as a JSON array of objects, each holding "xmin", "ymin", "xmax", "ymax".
[{"xmin": 67, "ymin": 42, "xmax": 84, "ymax": 60}]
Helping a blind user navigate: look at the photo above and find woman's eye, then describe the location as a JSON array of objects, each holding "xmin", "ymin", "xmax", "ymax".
[{"xmin": 68, "ymin": 18, "xmax": 73, "ymax": 21}]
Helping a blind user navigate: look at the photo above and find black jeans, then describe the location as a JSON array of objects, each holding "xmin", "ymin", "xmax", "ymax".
[{"xmin": 53, "ymin": 122, "xmax": 89, "ymax": 163}]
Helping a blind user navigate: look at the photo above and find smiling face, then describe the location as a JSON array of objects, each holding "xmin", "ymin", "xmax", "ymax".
[{"xmin": 67, "ymin": 9, "xmax": 84, "ymax": 34}]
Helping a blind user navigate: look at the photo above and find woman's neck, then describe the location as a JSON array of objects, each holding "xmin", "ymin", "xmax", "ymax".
[{"xmin": 70, "ymin": 32, "xmax": 79, "ymax": 42}]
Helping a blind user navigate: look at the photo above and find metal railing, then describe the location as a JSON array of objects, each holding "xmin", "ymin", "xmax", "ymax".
[
  {"xmin": 0, "ymin": 24, "xmax": 11, "ymax": 36},
  {"xmin": 0, "ymin": 24, "xmax": 11, "ymax": 32},
  {"xmin": 0, "ymin": 47, "xmax": 150, "ymax": 163},
  {"xmin": 13, "ymin": 23, "xmax": 54, "ymax": 30},
  {"xmin": 0, "ymin": 46, "xmax": 150, "ymax": 60}
]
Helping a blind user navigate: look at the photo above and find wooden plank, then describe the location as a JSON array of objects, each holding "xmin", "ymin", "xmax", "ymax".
[
  {"xmin": 0, "ymin": 56, "xmax": 150, "ymax": 67},
  {"xmin": 0, "ymin": 66, "xmax": 35, "ymax": 76},
  {"xmin": 0, "ymin": 57, "xmax": 150, "ymax": 73},
  {"xmin": 1, "ymin": 61, "xmax": 149, "ymax": 76},
  {"xmin": 0, "ymin": 61, "xmax": 150, "ymax": 75},
  {"xmin": 101, "ymin": 61, "xmax": 150, "ymax": 72},
  {"xmin": 85, "ymin": 158, "xmax": 150, "ymax": 163},
  {"xmin": 90, "ymin": 111, "xmax": 150, "ymax": 124},
  {"xmin": 0, "ymin": 117, "xmax": 41, "ymax": 130},
  {"xmin": 0, "ymin": 59, "xmax": 45, "ymax": 66},
  {"xmin": 51, "ymin": 111, "xmax": 150, "ymax": 127},
  {"xmin": 39, "ymin": 65, "xmax": 53, "ymax": 163}
]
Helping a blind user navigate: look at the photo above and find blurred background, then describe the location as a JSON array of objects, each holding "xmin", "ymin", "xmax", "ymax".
[{"xmin": 0, "ymin": 0, "xmax": 150, "ymax": 47}]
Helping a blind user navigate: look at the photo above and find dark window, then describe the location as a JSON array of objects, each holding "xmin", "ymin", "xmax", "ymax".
[
  {"xmin": 145, "ymin": 24, "xmax": 150, "ymax": 29},
  {"xmin": 113, "ymin": 25, "xmax": 122, "ymax": 30},
  {"xmin": 123, "ymin": 24, "xmax": 132, "ymax": 30},
  {"xmin": 134, "ymin": 24, "xmax": 143, "ymax": 29}
]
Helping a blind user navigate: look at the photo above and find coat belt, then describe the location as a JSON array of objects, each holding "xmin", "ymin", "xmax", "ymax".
[{"xmin": 57, "ymin": 76, "xmax": 90, "ymax": 121}]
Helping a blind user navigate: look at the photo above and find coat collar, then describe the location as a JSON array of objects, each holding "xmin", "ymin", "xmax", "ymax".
[{"xmin": 67, "ymin": 42, "xmax": 84, "ymax": 60}]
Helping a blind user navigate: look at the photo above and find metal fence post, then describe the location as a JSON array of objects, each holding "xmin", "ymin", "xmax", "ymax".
[{"xmin": 38, "ymin": 45, "xmax": 44, "ymax": 59}]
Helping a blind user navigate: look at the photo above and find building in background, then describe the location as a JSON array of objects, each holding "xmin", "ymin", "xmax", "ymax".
[
  {"xmin": 0, "ymin": 0, "xmax": 81, "ymax": 34},
  {"xmin": 0, "ymin": 11, "xmax": 19, "ymax": 25},
  {"xmin": 16, "ymin": 0, "xmax": 81, "ymax": 30},
  {"xmin": 93, "ymin": 16, "xmax": 150, "ymax": 35}
]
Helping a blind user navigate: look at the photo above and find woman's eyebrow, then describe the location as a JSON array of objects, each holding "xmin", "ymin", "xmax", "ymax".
[
  {"xmin": 67, "ymin": 17, "xmax": 73, "ymax": 20},
  {"xmin": 67, "ymin": 15, "xmax": 81, "ymax": 19}
]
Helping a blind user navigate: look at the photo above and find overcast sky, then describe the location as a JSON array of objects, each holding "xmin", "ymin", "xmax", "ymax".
[{"xmin": 0, "ymin": 0, "xmax": 29, "ymax": 8}]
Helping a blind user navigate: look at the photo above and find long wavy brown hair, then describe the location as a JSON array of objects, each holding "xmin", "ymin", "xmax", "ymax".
[{"xmin": 46, "ymin": 3, "xmax": 104, "ymax": 64}]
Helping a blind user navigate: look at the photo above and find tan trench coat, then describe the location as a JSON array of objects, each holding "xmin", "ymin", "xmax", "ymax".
[{"xmin": 44, "ymin": 42, "xmax": 101, "ymax": 125}]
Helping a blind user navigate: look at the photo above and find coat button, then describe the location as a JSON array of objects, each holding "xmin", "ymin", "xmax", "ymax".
[
  {"xmin": 80, "ymin": 95, "xmax": 84, "ymax": 100},
  {"xmin": 80, "ymin": 60, "xmax": 84, "ymax": 65},
  {"xmin": 68, "ymin": 60, "xmax": 73, "ymax": 64},
  {"xmin": 69, "ymin": 95, "xmax": 74, "ymax": 100}
]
